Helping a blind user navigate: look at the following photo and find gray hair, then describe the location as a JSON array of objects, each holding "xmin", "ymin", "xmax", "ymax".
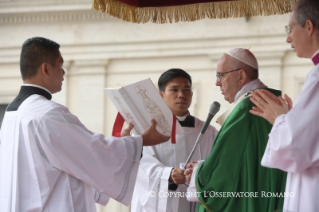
[{"xmin": 294, "ymin": 0, "xmax": 319, "ymax": 30}]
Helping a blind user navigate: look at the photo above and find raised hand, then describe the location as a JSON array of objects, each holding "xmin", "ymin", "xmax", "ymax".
[
  {"xmin": 250, "ymin": 90, "xmax": 292, "ymax": 124},
  {"xmin": 141, "ymin": 119, "xmax": 170, "ymax": 146},
  {"xmin": 121, "ymin": 122, "xmax": 134, "ymax": 137}
]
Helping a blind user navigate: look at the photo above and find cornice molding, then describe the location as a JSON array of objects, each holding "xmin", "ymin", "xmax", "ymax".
[
  {"xmin": 0, "ymin": 10, "xmax": 113, "ymax": 24},
  {"xmin": 0, "ymin": 0, "xmax": 91, "ymax": 13},
  {"xmin": 0, "ymin": 37, "xmax": 292, "ymax": 65}
]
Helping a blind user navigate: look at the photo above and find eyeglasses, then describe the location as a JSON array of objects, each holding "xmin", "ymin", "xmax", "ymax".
[
  {"xmin": 285, "ymin": 23, "xmax": 296, "ymax": 34},
  {"xmin": 285, "ymin": 25, "xmax": 292, "ymax": 34},
  {"xmin": 216, "ymin": 68, "xmax": 241, "ymax": 82}
]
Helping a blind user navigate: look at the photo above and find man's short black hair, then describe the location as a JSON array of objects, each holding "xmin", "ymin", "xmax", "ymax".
[
  {"xmin": 20, "ymin": 37, "xmax": 60, "ymax": 80},
  {"xmin": 158, "ymin": 68, "xmax": 192, "ymax": 92}
]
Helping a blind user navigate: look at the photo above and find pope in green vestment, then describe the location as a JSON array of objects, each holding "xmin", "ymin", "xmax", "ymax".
[{"xmin": 195, "ymin": 88, "xmax": 287, "ymax": 212}]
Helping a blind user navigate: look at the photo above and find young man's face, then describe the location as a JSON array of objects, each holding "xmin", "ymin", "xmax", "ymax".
[
  {"xmin": 47, "ymin": 50, "xmax": 65, "ymax": 94},
  {"xmin": 160, "ymin": 77, "xmax": 193, "ymax": 116}
]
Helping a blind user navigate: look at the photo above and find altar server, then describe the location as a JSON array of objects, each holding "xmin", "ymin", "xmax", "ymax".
[
  {"xmin": 131, "ymin": 68, "xmax": 218, "ymax": 212},
  {"xmin": 0, "ymin": 37, "xmax": 169, "ymax": 212}
]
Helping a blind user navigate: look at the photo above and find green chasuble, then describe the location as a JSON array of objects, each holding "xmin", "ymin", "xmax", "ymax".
[{"xmin": 196, "ymin": 88, "xmax": 287, "ymax": 212}]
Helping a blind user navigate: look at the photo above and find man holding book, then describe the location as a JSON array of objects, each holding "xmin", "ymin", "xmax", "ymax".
[
  {"xmin": 0, "ymin": 37, "xmax": 170, "ymax": 212},
  {"xmin": 131, "ymin": 68, "xmax": 218, "ymax": 212}
]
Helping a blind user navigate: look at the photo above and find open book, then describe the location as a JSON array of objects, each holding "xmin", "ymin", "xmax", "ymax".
[{"xmin": 104, "ymin": 78, "xmax": 183, "ymax": 136}]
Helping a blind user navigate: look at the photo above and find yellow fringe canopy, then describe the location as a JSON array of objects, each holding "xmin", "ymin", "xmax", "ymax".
[{"xmin": 92, "ymin": 0, "xmax": 297, "ymax": 24}]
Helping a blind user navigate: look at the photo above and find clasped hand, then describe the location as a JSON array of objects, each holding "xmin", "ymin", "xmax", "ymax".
[
  {"xmin": 170, "ymin": 166, "xmax": 186, "ymax": 184},
  {"xmin": 184, "ymin": 161, "xmax": 198, "ymax": 183},
  {"xmin": 249, "ymin": 90, "xmax": 293, "ymax": 124}
]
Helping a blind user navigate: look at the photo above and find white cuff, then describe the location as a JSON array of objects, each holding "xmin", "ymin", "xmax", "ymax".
[
  {"xmin": 272, "ymin": 114, "xmax": 285, "ymax": 127},
  {"xmin": 94, "ymin": 190, "xmax": 110, "ymax": 206},
  {"xmin": 187, "ymin": 160, "xmax": 204, "ymax": 202},
  {"xmin": 162, "ymin": 166, "xmax": 173, "ymax": 180}
]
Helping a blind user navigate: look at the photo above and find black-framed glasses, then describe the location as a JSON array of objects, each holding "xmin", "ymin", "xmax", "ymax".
[{"xmin": 216, "ymin": 68, "xmax": 241, "ymax": 82}]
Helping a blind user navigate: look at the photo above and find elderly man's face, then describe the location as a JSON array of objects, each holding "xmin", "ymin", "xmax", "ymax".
[
  {"xmin": 286, "ymin": 10, "xmax": 309, "ymax": 58},
  {"xmin": 215, "ymin": 55, "xmax": 242, "ymax": 103}
]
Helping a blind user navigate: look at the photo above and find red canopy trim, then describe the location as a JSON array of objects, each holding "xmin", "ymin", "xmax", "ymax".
[{"xmin": 92, "ymin": 0, "xmax": 296, "ymax": 24}]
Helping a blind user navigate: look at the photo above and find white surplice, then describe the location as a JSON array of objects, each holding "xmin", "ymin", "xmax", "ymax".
[
  {"xmin": 0, "ymin": 93, "xmax": 143, "ymax": 212},
  {"xmin": 261, "ymin": 63, "xmax": 319, "ymax": 212},
  {"xmin": 131, "ymin": 117, "xmax": 218, "ymax": 212}
]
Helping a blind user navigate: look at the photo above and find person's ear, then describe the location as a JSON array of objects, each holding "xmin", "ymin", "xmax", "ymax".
[
  {"xmin": 305, "ymin": 19, "xmax": 315, "ymax": 36},
  {"xmin": 40, "ymin": 63, "xmax": 50, "ymax": 76},
  {"xmin": 239, "ymin": 69, "xmax": 247, "ymax": 84},
  {"xmin": 159, "ymin": 91, "xmax": 164, "ymax": 98}
]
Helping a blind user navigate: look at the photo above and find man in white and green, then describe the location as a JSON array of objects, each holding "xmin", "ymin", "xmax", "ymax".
[{"xmin": 185, "ymin": 48, "xmax": 287, "ymax": 212}]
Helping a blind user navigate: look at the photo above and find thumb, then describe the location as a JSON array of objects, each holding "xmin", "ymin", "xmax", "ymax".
[
  {"xmin": 151, "ymin": 119, "xmax": 170, "ymax": 141},
  {"xmin": 127, "ymin": 122, "xmax": 134, "ymax": 131},
  {"xmin": 284, "ymin": 94, "xmax": 293, "ymax": 110},
  {"xmin": 278, "ymin": 96, "xmax": 287, "ymax": 107},
  {"xmin": 150, "ymin": 119, "xmax": 157, "ymax": 129}
]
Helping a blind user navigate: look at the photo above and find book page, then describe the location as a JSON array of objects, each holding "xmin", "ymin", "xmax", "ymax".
[
  {"xmin": 105, "ymin": 88, "xmax": 145, "ymax": 135},
  {"xmin": 105, "ymin": 78, "xmax": 183, "ymax": 136}
]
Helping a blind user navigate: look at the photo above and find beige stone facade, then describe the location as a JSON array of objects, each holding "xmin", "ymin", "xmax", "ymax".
[{"xmin": 0, "ymin": 0, "xmax": 313, "ymax": 211}]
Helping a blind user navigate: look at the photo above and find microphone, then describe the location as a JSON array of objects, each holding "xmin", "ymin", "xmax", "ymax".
[
  {"xmin": 200, "ymin": 102, "xmax": 221, "ymax": 134},
  {"xmin": 180, "ymin": 101, "xmax": 220, "ymax": 170}
]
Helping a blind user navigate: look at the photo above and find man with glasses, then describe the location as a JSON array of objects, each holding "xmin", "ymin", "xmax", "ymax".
[
  {"xmin": 185, "ymin": 48, "xmax": 287, "ymax": 212},
  {"xmin": 250, "ymin": 0, "xmax": 319, "ymax": 211}
]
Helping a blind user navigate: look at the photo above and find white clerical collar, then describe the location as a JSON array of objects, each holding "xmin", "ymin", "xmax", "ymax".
[
  {"xmin": 22, "ymin": 84, "xmax": 52, "ymax": 95},
  {"xmin": 176, "ymin": 111, "xmax": 190, "ymax": 121},
  {"xmin": 234, "ymin": 79, "xmax": 267, "ymax": 103}
]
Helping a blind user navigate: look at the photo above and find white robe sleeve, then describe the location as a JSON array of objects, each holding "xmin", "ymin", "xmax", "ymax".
[
  {"xmin": 261, "ymin": 68, "xmax": 319, "ymax": 173},
  {"xmin": 93, "ymin": 189, "xmax": 110, "ymax": 206},
  {"xmin": 132, "ymin": 119, "xmax": 218, "ymax": 212},
  {"xmin": 36, "ymin": 108, "xmax": 143, "ymax": 206},
  {"xmin": 132, "ymin": 145, "xmax": 173, "ymax": 212},
  {"xmin": 186, "ymin": 160, "xmax": 204, "ymax": 202}
]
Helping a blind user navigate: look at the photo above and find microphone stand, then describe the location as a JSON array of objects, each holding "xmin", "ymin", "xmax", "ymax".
[
  {"xmin": 179, "ymin": 134, "xmax": 204, "ymax": 187},
  {"xmin": 178, "ymin": 101, "xmax": 220, "ymax": 186},
  {"xmin": 180, "ymin": 133, "xmax": 203, "ymax": 170}
]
